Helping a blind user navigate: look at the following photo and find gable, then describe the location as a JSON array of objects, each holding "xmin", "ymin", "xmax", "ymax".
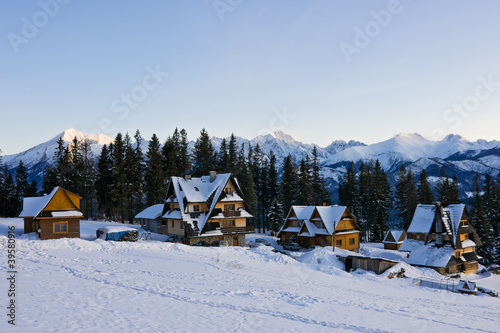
[{"xmin": 44, "ymin": 189, "xmax": 79, "ymax": 212}]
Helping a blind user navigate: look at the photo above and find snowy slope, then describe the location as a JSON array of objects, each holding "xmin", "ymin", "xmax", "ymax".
[
  {"xmin": 1, "ymin": 218, "xmax": 499, "ymax": 332},
  {"xmin": 3, "ymin": 129, "xmax": 113, "ymax": 169}
]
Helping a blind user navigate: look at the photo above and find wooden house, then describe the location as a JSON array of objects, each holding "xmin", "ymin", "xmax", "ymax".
[
  {"xmin": 382, "ymin": 230, "xmax": 407, "ymax": 250},
  {"xmin": 161, "ymin": 171, "xmax": 254, "ymax": 246},
  {"xmin": 277, "ymin": 205, "xmax": 361, "ymax": 252},
  {"xmin": 19, "ymin": 187, "xmax": 82, "ymax": 240},
  {"xmin": 135, "ymin": 204, "xmax": 165, "ymax": 234},
  {"xmin": 399, "ymin": 203, "xmax": 482, "ymax": 275}
]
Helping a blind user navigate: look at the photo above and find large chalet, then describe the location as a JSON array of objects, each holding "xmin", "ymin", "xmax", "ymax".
[
  {"xmin": 160, "ymin": 171, "xmax": 254, "ymax": 246},
  {"xmin": 277, "ymin": 205, "xmax": 361, "ymax": 251},
  {"xmin": 399, "ymin": 203, "xmax": 482, "ymax": 274}
]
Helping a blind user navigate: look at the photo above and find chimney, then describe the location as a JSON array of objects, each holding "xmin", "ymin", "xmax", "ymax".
[
  {"xmin": 435, "ymin": 202, "xmax": 443, "ymax": 246},
  {"xmin": 185, "ymin": 174, "xmax": 191, "ymax": 180},
  {"xmin": 209, "ymin": 171, "xmax": 217, "ymax": 182},
  {"xmin": 322, "ymin": 202, "xmax": 326, "ymax": 206}
]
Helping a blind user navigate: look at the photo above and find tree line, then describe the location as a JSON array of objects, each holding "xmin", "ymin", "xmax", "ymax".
[
  {"xmin": 0, "ymin": 129, "xmax": 331, "ymax": 234},
  {"xmin": 338, "ymin": 161, "xmax": 500, "ymax": 264}
]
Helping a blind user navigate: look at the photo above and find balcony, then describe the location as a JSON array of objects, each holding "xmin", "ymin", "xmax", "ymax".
[
  {"xmin": 221, "ymin": 226, "xmax": 255, "ymax": 234},
  {"xmin": 223, "ymin": 210, "xmax": 241, "ymax": 217}
]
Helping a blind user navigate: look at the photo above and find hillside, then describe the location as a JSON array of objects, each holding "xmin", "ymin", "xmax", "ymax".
[{"xmin": 1, "ymin": 218, "xmax": 499, "ymax": 332}]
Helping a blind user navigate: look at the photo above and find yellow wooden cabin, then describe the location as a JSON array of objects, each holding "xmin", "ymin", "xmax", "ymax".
[
  {"xmin": 278, "ymin": 205, "xmax": 361, "ymax": 252},
  {"xmin": 161, "ymin": 172, "xmax": 253, "ymax": 246},
  {"xmin": 19, "ymin": 187, "xmax": 83, "ymax": 240}
]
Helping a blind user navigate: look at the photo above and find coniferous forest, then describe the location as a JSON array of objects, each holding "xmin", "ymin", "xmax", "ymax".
[{"xmin": 1, "ymin": 128, "xmax": 499, "ymax": 264}]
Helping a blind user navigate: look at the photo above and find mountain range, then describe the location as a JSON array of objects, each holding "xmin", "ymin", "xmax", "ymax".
[{"xmin": 3, "ymin": 129, "xmax": 500, "ymax": 200}]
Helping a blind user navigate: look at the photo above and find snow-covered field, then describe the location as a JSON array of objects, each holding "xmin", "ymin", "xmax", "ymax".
[{"xmin": 1, "ymin": 218, "xmax": 499, "ymax": 332}]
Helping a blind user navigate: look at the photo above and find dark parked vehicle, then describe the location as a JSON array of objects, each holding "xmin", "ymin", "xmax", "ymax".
[
  {"xmin": 211, "ymin": 240, "xmax": 229, "ymax": 247},
  {"xmin": 192, "ymin": 240, "xmax": 210, "ymax": 247},
  {"xmin": 166, "ymin": 235, "xmax": 182, "ymax": 243},
  {"xmin": 283, "ymin": 242, "xmax": 300, "ymax": 251},
  {"xmin": 255, "ymin": 238, "xmax": 271, "ymax": 246}
]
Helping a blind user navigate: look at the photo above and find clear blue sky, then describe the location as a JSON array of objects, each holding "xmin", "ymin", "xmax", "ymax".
[{"xmin": 1, "ymin": 0, "xmax": 500, "ymax": 155}]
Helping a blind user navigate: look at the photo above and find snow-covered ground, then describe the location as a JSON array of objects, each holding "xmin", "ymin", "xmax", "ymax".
[{"xmin": 1, "ymin": 218, "xmax": 499, "ymax": 332}]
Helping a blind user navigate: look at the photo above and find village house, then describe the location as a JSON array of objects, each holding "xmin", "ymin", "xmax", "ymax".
[
  {"xmin": 399, "ymin": 203, "xmax": 482, "ymax": 275},
  {"xmin": 135, "ymin": 204, "xmax": 165, "ymax": 234},
  {"xmin": 277, "ymin": 205, "xmax": 361, "ymax": 252},
  {"xmin": 160, "ymin": 172, "xmax": 254, "ymax": 246},
  {"xmin": 19, "ymin": 187, "xmax": 83, "ymax": 240},
  {"xmin": 382, "ymin": 230, "xmax": 407, "ymax": 250}
]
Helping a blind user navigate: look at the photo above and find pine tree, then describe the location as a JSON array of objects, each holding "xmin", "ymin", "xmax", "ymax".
[
  {"xmin": 163, "ymin": 128, "xmax": 181, "ymax": 177},
  {"xmin": 27, "ymin": 179, "xmax": 38, "ymax": 197},
  {"xmin": 227, "ymin": 133, "xmax": 238, "ymax": 174},
  {"xmin": 436, "ymin": 167, "xmax": 460, "ymax": 205},
  {"xmin": 357, "ymin": 162, "xmax": 374, "ymax": 241},
  {"xmin": 95, "ymin": 144, "xmax": 114, "ymax": 219},
  {"xmin": 178, "ymin": 129, "xmax": 191, "ymax": 175},
  {"xmin": 218, "ymin": 138, "xmax": 229, "ymax": 172},
  {"xmin": 79, "ymin": 138, "xmax": 96, "ymax": 219},
  {"xmin": 310, "ymin": 146, "xmax": 331, "ymax": 206},
  {"xmin": 297, "ymin": 157, "xmax": 313, "ymax": 205},
  {"xmin": 3, "ymin": 172, "xmax": 17, "ymax": 217},
  {"xmin": 268, "ymin": 199, "xmax": 284, "ymax": 234},
  {"xmin": 417, "ymin": 169, "xmax": 434, "ymax": 204},
  {"xmin": 280, "ymin": 154, "xmax": 299, "ymax": 216},
  {"xmin": 14, "ymin": 160, "xmax": 29, "ymax": 214},
  {"xmin": 192, "ymin": 128, "xmax": 216, "ymax": 176},
  {"xmin": 144, "ymin": 133, "xmax": 166, "ymax": 207},
  {"xmin": 371, "ymin": 160, "xmax": 392, "ymax": 242},
  {"xmin": 470, "ymin": 173, "xmax": 495, "ymax": 264},
  {"xmin": 395, "ymin": 164, "xmax": 418, "ymax": 229},
  {"xmin": 0, "ymin": 153, "xmax": 5, "ymax": 217},
  {"xmin": 338, "ymin": 162, "xmax": 359, "ymax": 216},
  {"xmin": 110, "ymin": 133, "xmax": 127, "ymax": 222}
]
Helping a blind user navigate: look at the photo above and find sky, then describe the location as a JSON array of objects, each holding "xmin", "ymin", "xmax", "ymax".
[{"xmin": 1, "ymin": 0, "xmax": 500, "ymax": 155}]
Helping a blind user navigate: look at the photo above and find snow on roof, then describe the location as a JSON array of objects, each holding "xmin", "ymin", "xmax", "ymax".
[
  {"xmin": 19, "ymin": 187, "xmax": 59, "ymax": 218},
  {"xmin": 135, "ymin": 204, "xmax": 164, "ymax": 220},
  {"xmin": 163, "ymin": 210, "xmax": 182, "ymax": 219},
  {"xmin": 300, "ymin": 219, "xmax": 330, "ymax": 237},
  {"xmin": 443, "ymin": 204, "xmax": 465, "ymax": 236},
  {"xmin": 461, "ymin": 239, "xmax": 476, "ymax": 248},
  {"xmin": 52, "ymin": 210, "xmax": 83, "ymax": 217},
  {"xmin": 407, "ymin": 204, "xmax": 436, "ymax": 234},
  {"xmin": 220, "ymin": 192, "xmax": 243, "ymax": 202},
  {"xmin": 315, "ymin": 205, "xmax": 347, "ymax": 234},
  {"xmin": 281, "ymin": 227, "xmax": 301, "ymax": 233},
  {"xmin": 169, "ymin": 173, "xmax": 246, "ymax": 233},
  {"xmin": 383, "ymin": 230, "xmax": 406, "ymax": 244},
  {"xmin": 291, "ymin": 206, "xmax": 316, "ymax": 220},
  {"xmin": 403, "ymin": 239, "xmax": 454, "ymax": 268}
]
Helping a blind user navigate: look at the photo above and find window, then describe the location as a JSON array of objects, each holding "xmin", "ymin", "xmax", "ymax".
[
  {"xmin": 180, "ymin": 221, "xmax": 184, "ymax": 229},
  {"xmin": 336, "ymin": 239, "xmax": 342, "ymax": 247},
  {"xmin": 53, "ymin": 222, "xmax": 68, "ymax": 233},
  {"xmin": 315, "ymin": 222, "xmax": 323, "ymax": 229},
  {"xmin": 193, "ymin": 205, "xmax": 200, "ymax": 212},
  {"xmin": 162, "ymin": 220, "xmax": 166, "ymax": 226},
  {"xmin": 223, "ymin": 220, "xmax": 235, "ymax": 227},
  {"xmin": 224, "ymin": 187, "xmax": 232, "ymax": 195},
  {"xmin": 224, "ymin": 204, "xmax": 235, "ymax": 211},
  {"xmin": 172, "ymin": 220, "xmax": 174, "ymax": 228},
  {"xmin": 349, "ymin": 237, "xmax": 355, "ymax": 245},
  {"xmin": 460, "ymin": 220, "xmax": 468, "ymax": 227}
]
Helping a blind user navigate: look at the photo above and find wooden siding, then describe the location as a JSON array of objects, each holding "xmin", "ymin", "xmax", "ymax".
[
  {"xmin": 335, "ymin": 232, "xmax": 359, "ymax": 251},
  {"xmin": 39, "ymin": 218, "xmax": 80, "ymax": 240}
]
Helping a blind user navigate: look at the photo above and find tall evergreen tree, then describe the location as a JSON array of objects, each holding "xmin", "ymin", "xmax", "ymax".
[
  {"xmin": 297, "ymin": 157, "xmax": 313, "ymax": 205},
  {"xmin": 95, "ymin": 144, "xmax": 114, "ymax": 219},
  {"xmin": 280, "ymin": 154, "xmax": 299, "ymax": 216},
  {"xmin": 310, "ymin": 146, "xmax": 331, "ymax": 206},
  {"xmin": 268, "ymin": 199, "xmax": 284, "ymax": 234},
  {"xmin": 371, "ymin": 160, "xmax": 392, "ymax": 241},
  {"xmin": 218, "ymin": 138, "xmax": 229, "ymax": 172},
  {"xmin": 192, "ymin": 128, "xmax": 216, "ymax": 176},
  {"xmin": 338, "ymin": 162, "xmax": 359, "ymax": 216},
  {"xmin": 417, "ymin": 169, "xmax": 433, "ymax": 204},
  {"xmin": 470, "ymin": 173, "xmax": 495, "ymax": 263},
  {"xmin": 144, "ymin": 133, "xmax": 166, "ymax": 207},
  {"xmin": 14, "ymin": 160, "xmax": 29, "ymax": 214},
  {"xmin": 0, "ymin": 153, "xmax": 5, "ymax": 216},
  {"xmin": 436, "ymin": 167, "xmax": 460, "ymax": 205},
  {"xmin": 110, "ymin": 133, "xmax": 127, "ymax": 222},
  {"xmin": 395, "ymin": 164, "xmax": 418, "ymax": 229},
  {"xmin": 3, "ymin": 171, "xmax": 17, "ymax": 217}
]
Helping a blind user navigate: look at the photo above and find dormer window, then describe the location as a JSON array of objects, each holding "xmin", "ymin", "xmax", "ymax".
[
  {"xmin": 193, "ymin": 205, "xmax": 200, "ymax": 212},
  {"xmin": 460, "ymin": 220, "xmax": 468, "ymax": 227},
  {"xmin": 224, "ymin": 188, "xmax": 232, "ymax": 195}
]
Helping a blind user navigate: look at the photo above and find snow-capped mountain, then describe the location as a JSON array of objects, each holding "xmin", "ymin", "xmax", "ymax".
[
  {"xmin": 2, "ymin": 129, "xmax": 500, "ymax": 199},
  {"xmin": 2, "ymin": 129, "xmax": 114, "ymax": 184}
]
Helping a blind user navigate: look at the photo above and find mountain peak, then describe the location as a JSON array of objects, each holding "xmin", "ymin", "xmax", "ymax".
[{"xmin": 268, "ymin": 130, "xmax": 296, "ymax": 143}]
